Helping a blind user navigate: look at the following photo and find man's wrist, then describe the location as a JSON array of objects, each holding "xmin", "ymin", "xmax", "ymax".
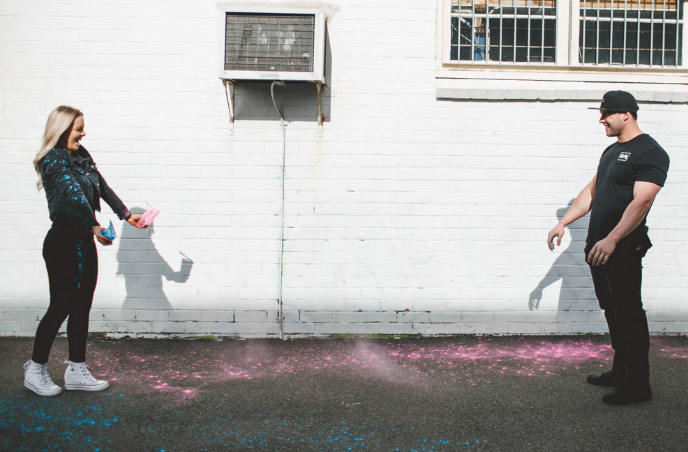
[{"xmin": 605, "ymin": 233, "xmax": 621, "ymax": 245}]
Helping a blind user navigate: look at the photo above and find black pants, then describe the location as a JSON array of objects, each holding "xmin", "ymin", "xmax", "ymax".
[
  {"xmin": 588, "ymin": 246, "xmax": 650, "ymax": 385},
  {"xmin": 32, "ymin": 220, "xmax": 98, "ymax": 364}
]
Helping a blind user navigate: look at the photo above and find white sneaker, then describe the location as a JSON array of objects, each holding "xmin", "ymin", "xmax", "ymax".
[
  {"xmin": 64, "ymin": 361, "xmax": 109, "ymax": 392},
  {"xmin": 24, "ymin": 360, "xmax": 62, "ymax": 397}
]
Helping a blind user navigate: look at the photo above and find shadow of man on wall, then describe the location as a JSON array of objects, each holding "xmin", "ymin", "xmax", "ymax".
[
  {"xmin": 529, "ymin": 200, "xmax": 598, "ymax": 322},
  {"xmin": 116, "ymin": 207, "xmax": 193, "ymax": 311}
]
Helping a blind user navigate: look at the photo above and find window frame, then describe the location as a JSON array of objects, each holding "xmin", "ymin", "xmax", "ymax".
[{"xmin": 436, "ymin": 0, "xmax": 688, "ymax": 99}]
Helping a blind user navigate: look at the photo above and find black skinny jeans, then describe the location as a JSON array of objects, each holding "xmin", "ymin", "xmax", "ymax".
[
  {"xmin": 32, "ymin": 219, "xmax": 98, "ymax": 364},
  {"xmin": 588, "ymin": 246, "xmax": 650, "ymax": 384}
]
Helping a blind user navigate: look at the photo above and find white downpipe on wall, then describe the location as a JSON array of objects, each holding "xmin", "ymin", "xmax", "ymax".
[{"xmin": 271, "ymin": 80, "xmax": 287, "ymax": 340}]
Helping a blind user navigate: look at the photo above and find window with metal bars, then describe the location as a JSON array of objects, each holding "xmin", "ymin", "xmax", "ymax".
[
  {"xmin": 449, "ymin": 0, "xmax": 685, "ymax": 67},
  {"xmin": 580, "ymin": 0, "xmax": 683, "ymax": 67},
  {"xmin": 451, "ymin": 0, "xmax": 557, "ymax": 63}
]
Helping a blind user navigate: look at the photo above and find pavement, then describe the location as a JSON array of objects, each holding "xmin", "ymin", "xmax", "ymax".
[{"xmin": 1, "ymin": 335, "xmax": 687, "ymax": 452}]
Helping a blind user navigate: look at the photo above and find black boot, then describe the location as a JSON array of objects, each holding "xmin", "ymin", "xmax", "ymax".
[
  {"xmin": 602, "ymin": 358, "xmax": 651, "ymax": 405},
  {"xmin": 587, "ymin": 354, "xmax": 628, "ymax": 387},
  {"xmin": 602, "ymin": 384, "xmax": 652, "ymax": 405},
  {"xmin": 587, "ymin": 370, "xmax": 626, "ymax": 387}
]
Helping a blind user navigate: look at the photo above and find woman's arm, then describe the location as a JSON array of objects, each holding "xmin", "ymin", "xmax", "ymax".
[{"xmin": 98, "ymin": 172, "xmax": 144, "ymax": 228}]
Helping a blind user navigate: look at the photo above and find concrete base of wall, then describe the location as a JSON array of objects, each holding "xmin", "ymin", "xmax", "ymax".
[{"xmin": 3, "ymin": 308, "xmax": 686, "ymax": 338}]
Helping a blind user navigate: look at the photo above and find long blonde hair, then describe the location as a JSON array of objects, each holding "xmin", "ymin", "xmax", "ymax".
[{"xmin": 33, "ymin": 105, "xmax": 83, "ymax": 190}]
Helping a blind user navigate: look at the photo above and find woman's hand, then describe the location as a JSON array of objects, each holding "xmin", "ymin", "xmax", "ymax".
[
  {"xmin": 92, "ymin": 226, "xmax": 113, "ymax": 246},
  {"xmin": 127, "ymin": 214, "xmax": 145, "ymax": 228}
]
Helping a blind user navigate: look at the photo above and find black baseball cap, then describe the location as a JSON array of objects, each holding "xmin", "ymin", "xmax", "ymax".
[{"xmin": 589, "ymin": 90, "xmax": 639, "ymax": 112}]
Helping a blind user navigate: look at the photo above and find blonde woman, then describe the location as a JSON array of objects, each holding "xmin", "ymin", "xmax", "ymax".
[{"xmin": 25, "ymin": 106, "xmax": 144, "ymax": 396}]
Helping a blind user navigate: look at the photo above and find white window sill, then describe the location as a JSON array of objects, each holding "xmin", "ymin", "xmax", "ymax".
[{"xmin": 435, "ymin": 68, "xmax": 688, "ymax": 102}]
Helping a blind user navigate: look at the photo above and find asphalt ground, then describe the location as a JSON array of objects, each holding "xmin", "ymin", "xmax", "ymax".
[{"xmin": 1, "ymin": 335, "xmax": 687, "ymax": 452}]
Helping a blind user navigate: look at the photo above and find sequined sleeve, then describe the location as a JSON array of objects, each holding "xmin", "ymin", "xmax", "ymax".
[{"xmin": 41, "ymin": 150, "xmax": 99, "ymax": 229}]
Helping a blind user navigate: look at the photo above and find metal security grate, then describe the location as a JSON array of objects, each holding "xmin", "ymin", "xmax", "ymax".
[
  {"xmin": 580, "ymin": 0, "xmax": 684, "ymax": 67},
  {"xmin": 225, "ymin": 13, "xmax": 316, "ymax": 72},
  {"xmin": 450, "ymin": 0, "xmax": 558, "ymax": 63}
]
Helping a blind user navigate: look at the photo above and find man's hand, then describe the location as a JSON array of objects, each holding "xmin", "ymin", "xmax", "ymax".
[
  {"xmin": 586, "ymin": 181, "xmax": 662, "ymax": 267},
  {"xmin": 587, "ymin": 237, "xmax": 617, "ymax": 267},
  {"xmin": 547, "ymin": 177, "xmax": 595, "ymax": 251},
  {"xmin": 547, "ymin": 222, "xmax": 565, "ymax": 251}
]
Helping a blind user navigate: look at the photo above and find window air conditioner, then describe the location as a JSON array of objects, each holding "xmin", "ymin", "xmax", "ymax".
[{"xmin": 219, "ymin": 8, "xmax": 326, "ymax": 83}]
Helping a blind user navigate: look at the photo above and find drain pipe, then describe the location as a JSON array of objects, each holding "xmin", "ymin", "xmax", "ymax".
[{"xmin": 271, "ymin": 80, "xmax": 287, "ymax": 340}]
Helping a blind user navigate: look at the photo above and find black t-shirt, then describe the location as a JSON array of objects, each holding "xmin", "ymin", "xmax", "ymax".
[{"xmin": 586, "ymin": 134, "xmax": 669, "ymax": 251}]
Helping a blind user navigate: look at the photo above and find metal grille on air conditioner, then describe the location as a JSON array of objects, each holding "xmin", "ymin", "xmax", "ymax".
[{"xmin": 219, "ymin": 9, "xmax": 326, "ymax": 82}]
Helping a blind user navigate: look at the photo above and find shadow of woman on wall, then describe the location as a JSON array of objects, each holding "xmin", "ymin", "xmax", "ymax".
[
  {"xmin": 529, "ymin": 200, "xmax": 598, "ymax": 322},
  {"xmin": 116, "ymin": 207, "xmax": 193, "ymax": 311}
]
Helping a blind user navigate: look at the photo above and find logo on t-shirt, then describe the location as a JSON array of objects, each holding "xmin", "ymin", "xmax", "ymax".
[{"xmin": 617, "ymin": 152, "xmax": 631, "ymax": 162}]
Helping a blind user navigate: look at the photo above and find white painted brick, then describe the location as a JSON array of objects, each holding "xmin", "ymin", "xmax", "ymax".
[
  {"xmin": 649, "ymin": 322, "xmax": 688, "ymax": 334},
  {"xmin": 371, "ymin": 323, "xmax": 415, "ymax": 335},
  {"xmin": 144, "ymin": 322, "xmax": 189, "ymax": 334},
  {"xmin": 225, "ymin": 311, "xmax": 260, "ymax": 323},
  {"xmin": 168, "ymin": 310, "xmax": 235, "ymax": 323},
  {"xmin": 282, "ymin": 322, "xmax": 316, "ymax": 335},
  {"xmin": 298, "ymin": 311, "xmax": 334, "ymax": 323},
  {"xmin": 553, "ymin": 311, "xmax": 591, "ymax": 323},
  {"xmin": 133, "ymin": 311, "xmax": 170, "ymax": 322},
  {"xmin": 397, "ymin": 311, "xmax": 431, "ymax": 323},
  {"xmin": 461, "ymin": 312, "xmax": 496, "ymax": 323},
  {"xmin": 315, "ymin": 323, "xmax": 349, "ymax": 335},
  {"xmin": 90, "ymin": 321, "xmax": 130, "ymax": 333},
  {"xmin": 234, "ymin": 311, "xmax": 277, "ymax": 323},
  {"xmin": 494, "ymin": 311, "xmax": 528, "ymax": 323},
  {"xmin": 1, "ymin": 0, "xmax": 687, "ymax": 337},
  {"xmin": 346, "ymin": 323, "xmax": 392, "ymax": 335},
  {"xmin": 648, "ymin": 311, "xmax": 688, "ymax": 322},
  {"xmin": 569, "ymin": 322, "xmax": 609, "ymax": 334},
  {"xmin": 331, "ymin": 311, "xmax": 398, "ymax": 323},
  {"xmin": 428, "ymin": 312, "xmax": 463, "ymax": 323},
  {"xmin": 0, "ymin": 321, "xmax": 21, "ymax": 334},
  {"xmin": 95, "ymin": 310, "xmax": 137, "ymax": 322},
  {"xmin": 509, "ymin": 322, "xmax": 573, "ymax": 335},
  {"xmin": 209, "ymin": 322, "xmax": 280, "ymax": 336},
  {"xmin": 413, "ymin": 323, "xmax": 478, "ymax": 335}
]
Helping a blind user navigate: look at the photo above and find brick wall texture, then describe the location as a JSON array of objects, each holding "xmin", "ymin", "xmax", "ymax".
[{"xmin": 1, "ymin": 0, "xmax": 687, "ymax": 337}]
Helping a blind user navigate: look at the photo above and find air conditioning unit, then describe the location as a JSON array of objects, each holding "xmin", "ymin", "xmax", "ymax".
[{"xmin": 218, "ymin": 8, "xmax": 326, "ymax": 83}]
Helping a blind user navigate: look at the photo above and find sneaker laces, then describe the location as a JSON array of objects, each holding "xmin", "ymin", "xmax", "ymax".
[
  {"xmin": 39, "ymin": 367, "xmax": 54, "ymax": 386},
  {"xmin": 65, "ymin": 360, "xmax": 100, "ymax": 383},
  {"xmin": 25, "ymin": 361, "xmax": 55, "ymax": 387}
]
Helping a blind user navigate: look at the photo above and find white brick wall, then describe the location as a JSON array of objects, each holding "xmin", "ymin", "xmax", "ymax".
[{"xmin": 1, "ymin": 0, "xmax": 687, "ymax": 338}]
